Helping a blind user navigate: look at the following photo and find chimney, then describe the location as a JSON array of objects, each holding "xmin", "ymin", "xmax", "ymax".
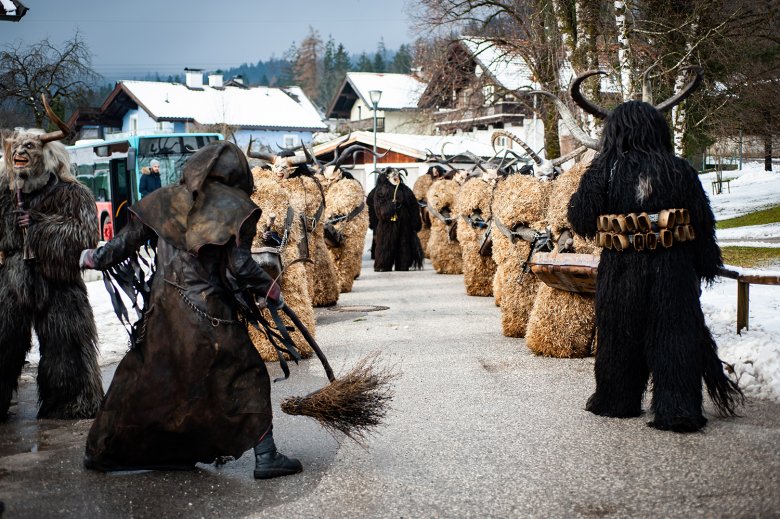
[
  {"xmin": 208, "ymin": 71, "xmax": 223, "ymax": 88},
  {"xmin": 184, "ymin": 68, "xmax": 204, "ymax": 89}
]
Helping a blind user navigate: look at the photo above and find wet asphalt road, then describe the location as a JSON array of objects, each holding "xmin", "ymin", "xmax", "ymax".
[{"xmin": 1, "ymin": 252, "xmax": 779, "ymax": 518}]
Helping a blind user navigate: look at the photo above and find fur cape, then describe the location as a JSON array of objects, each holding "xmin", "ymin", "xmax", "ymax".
[
  {"xmin": 526, "ymin": 155, "xmax": 598, "ymax": 358},
  {"xmin": 426, "ymin": 178, "xmax": 463, "ymax": 274},
  {"xmin": 323, "ymin": 177, "xmax": 369, "ymax": 293},
  {"xmin": 0, "ymin": 173, "xmax": 102, "ymax": 420},
  {"xmin": 283, "ymin": 174, "xmax": 340, "ymax": 307},
  {"xmin": 490, "ymin": 174, "xmax": 552, "ymax": 337},
  {"xmin": 249, "ymin": 168, "xmax": 314, "ymax": 361},
  {"xmin": 412, "ymin": 173, "xmax": 434, "ymax": 258},
  {"xmin": 454, "ymin": 176, "xmax": 497, "ymax": 296}
]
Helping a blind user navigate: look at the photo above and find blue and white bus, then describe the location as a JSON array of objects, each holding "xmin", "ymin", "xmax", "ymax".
[{"xmin": 67, "ymin": 133, "xmax": 222, "ymax": 240}]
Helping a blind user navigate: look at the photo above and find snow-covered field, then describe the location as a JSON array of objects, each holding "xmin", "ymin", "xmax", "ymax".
[{"xmin": 23, "ymin": 162, "xmax": 780, "ymax": 403}]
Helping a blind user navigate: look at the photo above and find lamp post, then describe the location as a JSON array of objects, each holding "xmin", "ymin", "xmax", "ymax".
[{"xmin": 369, "ymin": 89, "xmax": 382, "ymax": 181}]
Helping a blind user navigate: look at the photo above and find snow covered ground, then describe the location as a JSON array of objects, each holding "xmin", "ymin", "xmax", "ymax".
[{"xmin": 22, "ymin": 162, "xmax": 780, "ymax": 404}]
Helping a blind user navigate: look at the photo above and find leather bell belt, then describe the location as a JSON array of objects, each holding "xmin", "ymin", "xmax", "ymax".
[{"xmin": 596, "ymin": 208, "xmax": 695, "ymax": 252}]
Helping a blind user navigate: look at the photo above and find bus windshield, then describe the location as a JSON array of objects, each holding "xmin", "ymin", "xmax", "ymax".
[{"xmin": 136, "ymin": 135, "xmax": 221, "ymax": 187}]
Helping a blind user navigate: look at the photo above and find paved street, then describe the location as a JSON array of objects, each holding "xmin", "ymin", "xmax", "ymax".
[{"xmin": 2, "ymin": 252, "xmax": 780, "ymax": 518}]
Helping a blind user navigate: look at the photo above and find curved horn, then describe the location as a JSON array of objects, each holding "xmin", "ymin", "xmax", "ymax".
[
  {"xmin": 285, "ymin": 152, "xmax": 311, "ymax": 166},
  {"xmin": 461, "ymin": 150, "xmax": 487, "ymax": 172},
  {"xmin": 327, "ymin": 144, "xmax": 387, "ymax": 168},
  {"xmin": 246, "ymin": 136, "xmax": 277, "ymax": 161},
  {"xmin": 39, "ymin": 94, "xmax": 72, "ymax": 143},
  {"xmin": 302, "ymin": 142, "xmax": 323, "ymax": 169},
  {"xmin": 551, "ymin": 145, "xmax": 587, "ymax": 167},
  {"xmin": 654, "ymin": 66, "xmax": 704, "ymax": 113},
  {"xmin": 530, "ymin": 90, "xmax": 600, "ymax": 150},
  {"xmin": 570, "ymin": 70, "xmax": 610, "ymax": 119},
  {"xmin": 491, "ymin": 129, "xmax": 543, "ymax": 165},
  {"xmin": 641, "ymin": 63, "xmax": 658, "ymax": 104}
]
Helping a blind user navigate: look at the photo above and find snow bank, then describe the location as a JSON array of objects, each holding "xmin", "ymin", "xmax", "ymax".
[{"xmin": 702, "ymin": 161, "xmax": 780, "ymax": 221}]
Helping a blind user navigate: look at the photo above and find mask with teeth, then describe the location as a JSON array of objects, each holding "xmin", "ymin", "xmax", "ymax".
[
  {"xmin": 4, "ymin": 131, "xmax": 57, "ymax": 194},
  {"xmin": 387, "ymin": 170, "xmax": 401, "ymax": 186}
]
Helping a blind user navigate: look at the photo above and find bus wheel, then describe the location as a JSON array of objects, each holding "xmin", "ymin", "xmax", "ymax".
[{"xmin": 101, "ymin": 214, "xmax": 113, "ymax": 241}]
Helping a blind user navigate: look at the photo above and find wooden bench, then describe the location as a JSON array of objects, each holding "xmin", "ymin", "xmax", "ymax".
[
  {"xmin": 717, "ymin": 266, "xmax": 780, "ymax": 334},
  {"xmin": 711, "ymin": 178, "xmax": 732, "ymax": 195}
]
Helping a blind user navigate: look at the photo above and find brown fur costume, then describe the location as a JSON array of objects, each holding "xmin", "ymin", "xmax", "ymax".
[
  {"xmin": 426, "ymin": 178, "xmax": 463, "ymax": 274},
  {"xmin": 491, "ymin": 174, "xmax": 552, "ymax": 337},
  {"xmin": 0, "ymin": 131, "xmax": 102, "ymax": 421},
  {"xmin": 283, "ymin": 174, "xmax": 340, "ymax": 307},
  {"xmin": 412, "ymin": 173, "xmax": 434, "ymax": 258},
  {"xmin": 454, "ymin": 175, "xmax": 497, "ymax": 296},
  {"xmin": 525, "ymin": 154, "xmax": 599, "ymax": 357},
  {"xmin": 322, "ymin": 176, "xmax": 369, "ymax": 293},
  {"xmin": 248, "ymin": 168, "xmax": 314, "ymax": 361}
]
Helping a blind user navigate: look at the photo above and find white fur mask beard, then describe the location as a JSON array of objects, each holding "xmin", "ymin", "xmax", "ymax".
[
  {"xmin": 636, "ymin": 175, "xmax": 653, "ymax": 203},
  {"xmin": 388, "ymin": 173, "xmax": 401, "ymax": 186}
]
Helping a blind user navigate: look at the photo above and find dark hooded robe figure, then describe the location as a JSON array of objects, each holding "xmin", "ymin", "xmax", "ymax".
[
  {"xmin": 80, "ymin": 141, "xmax": 302, "ymax": 478},
  {"xmin": 366, "ymin": 168, "xmax": 423, "ymax": 272},
  {"xmin": 568, "ymin": 99, "xmax": 742, "ymax": 433}
]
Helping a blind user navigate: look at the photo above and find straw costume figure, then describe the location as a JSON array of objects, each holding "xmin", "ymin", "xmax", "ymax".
[
  {"xmin": 454, "ymin": 169, "xmax": 498, "ymax": 296},
  {"xmin": 0, "ymin": 97, "xmax": 102, "ymax": 421},
  {"xmin": 247, "ymin": 165, "xmax": 314, "ymax": 362},
  {"xmin": 566, "ymin": 68, "xmax": 742, "ymax": 431},
  {"xmin": 425, "ymin": 175, "xmax": 463, "ymax": 274},
  {"xmin": 412, "ymin": 165, "xmax": 445, "ymax": 258},
  {"xmin": 367, "ymin": 168, "xmax": 423, "ymax": 272}
]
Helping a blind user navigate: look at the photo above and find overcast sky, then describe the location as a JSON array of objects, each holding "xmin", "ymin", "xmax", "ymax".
[{"xmin": 2, "ymin": 0, "xmax": 417, "ymax": 80}]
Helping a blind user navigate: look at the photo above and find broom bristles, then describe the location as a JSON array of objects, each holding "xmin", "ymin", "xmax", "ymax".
[{"xmin": 281, "ymin": 352, "xmax": 398, "ymax": 444}]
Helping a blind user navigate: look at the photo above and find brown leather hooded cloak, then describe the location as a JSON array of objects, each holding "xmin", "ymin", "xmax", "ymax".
[{"xmin": 85, "ymin": 141, "xmax": 276, "ymax": 470}]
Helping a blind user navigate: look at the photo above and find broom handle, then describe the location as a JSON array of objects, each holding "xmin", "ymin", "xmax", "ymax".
[
  {"xmin": 281, "ymin": 303, "xmax": 335, "ymax": 382},
  {"xmin": 15, "ymin": 188, "xmax": 34, "ymax": 261}
]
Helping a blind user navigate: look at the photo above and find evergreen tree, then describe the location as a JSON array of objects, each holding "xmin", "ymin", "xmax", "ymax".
[
  {"xmin": 373, "ymin": 38, "xmax": 387, "ymax": 73},
  {"xmin": 390, "ymin": 44, "xmax": 413, "ymax": 74},
  {"xmin": 318, "ymin": 35, "xmax": 338, "ymax": 108},
  {"xmin": 356, "ymin": 52, "xmax": 373, "ymax": 72},
  {"xmin": 278, "ymin": 42, "xmax": 298, "ymax": 87}
]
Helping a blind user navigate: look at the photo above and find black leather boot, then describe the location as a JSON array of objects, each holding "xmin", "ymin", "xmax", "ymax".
[{"xmin": 253, "ymin": 431, "xmax": 302, "ymax": 479}]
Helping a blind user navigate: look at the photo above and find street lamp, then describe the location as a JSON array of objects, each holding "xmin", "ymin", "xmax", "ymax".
[{"xmin": 369, "ymin": 89, "xmax": 382, "ymax": 179}]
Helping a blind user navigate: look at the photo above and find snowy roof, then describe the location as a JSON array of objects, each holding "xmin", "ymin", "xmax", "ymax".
[
  {"xmin": 313, "ymin": 130, "xmax": 499, "ymax": 160},
  {"xmin": 344, "ymin": 72, "xmax": 427, "ymax": 111},
  {"xmin": 460, "ymin": 38, "xmax": 538, "ymax": 91},
  {"xmin": 119, "ymin": 80, "xmax": 327, "ymax": 130}
]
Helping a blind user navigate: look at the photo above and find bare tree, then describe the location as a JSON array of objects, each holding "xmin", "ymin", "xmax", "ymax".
[
  {"xmin": 0, "ymin": 31, "xmax": 100, "ymax": 128},
  {"xmin": 294, "ymin": 27, "xmax": 322, "ymax": 103}
]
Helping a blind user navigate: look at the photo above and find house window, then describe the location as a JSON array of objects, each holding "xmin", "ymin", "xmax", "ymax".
[
  {"xmin": 283, "ymin": 135, "xmax": 298, "ymax": 148},
  {"xmin": 495, "ymin": 135, "xmax": 510, "ymax": 148},
  {"xmin": 483, "ymin": 85, "xmax": 495, "ymax": 106},
  {"xmin": 156, "ymin": 121, "xmax": 164, "ymax": 131},
  {"xmin": 130, "ymin": 115, "xmax": 138, "ymax": 134}
]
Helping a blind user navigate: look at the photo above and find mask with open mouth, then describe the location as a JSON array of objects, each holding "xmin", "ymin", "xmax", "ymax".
[{"xmin": 4, "ymin": 132, "xmax": 56, "ymax": 193}]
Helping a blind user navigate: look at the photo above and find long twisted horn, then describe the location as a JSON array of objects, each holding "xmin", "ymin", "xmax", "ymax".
[
  {"xmin": 491, "ymin": 129, "xmax": 542, "ymax": 165},
  {"xmin": 530, "ymin": 90, "xmax": 600, "ymax": 150},
  {"xmin": 326, "ymin": 144, "xmax": 387, "ymax": 168},
  {"xmin": 39, "ymin": 94, "xmax": 72, "ymax": 143},
  {"xmin": 551, "ymin": 145, "xmax": 587, "ymax": 167},
  {"xmin": 246, "ymin": 136, "xmax": 277, "ymax": 161},
  {"xmin": 302, "ymin": 141, "xmax": 323, "ymax": 169},
  {"xmin": 654, "ymin": 66, "xmax": 704, "ymax": 113}
]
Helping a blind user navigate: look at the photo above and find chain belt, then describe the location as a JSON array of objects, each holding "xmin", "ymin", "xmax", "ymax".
[{"xmin": 171, "ymin": 283, "xmax": 240, "ymax": 327}]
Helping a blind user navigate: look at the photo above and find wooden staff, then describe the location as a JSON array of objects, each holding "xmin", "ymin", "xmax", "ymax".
[{"xmin": 15, "ymin": 188, "xmax": 34, "ymax": 261}]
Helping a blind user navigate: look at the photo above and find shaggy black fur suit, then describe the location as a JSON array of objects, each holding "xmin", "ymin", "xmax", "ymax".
[
  {"xmin": 568, "ymin": 101, "xmax": 741, "ymax": 432},
  {"xmin": 367, "ymin": 173, "xmax": 423, "ymax": 272}
]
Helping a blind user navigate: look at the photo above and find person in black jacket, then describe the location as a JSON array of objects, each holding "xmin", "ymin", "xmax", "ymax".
[{"xmin": 139, "ymin": 159, "xmax": 162, "ymax": 197}]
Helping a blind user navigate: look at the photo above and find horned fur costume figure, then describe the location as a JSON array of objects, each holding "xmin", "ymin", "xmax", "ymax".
[
  {"xmin": 321, "ymin": 169, "xmax": 368, "ymax": 292},
  {"xmin": 490, "ymin": 172, "xmax": 552, "ymax": 336},
  {"xmin": 525, "ymin": 153, "xmax": 598, "ymax": 358},
  {"xmin": 425, "ymin": 175, "xmax": 463, "ymax": 274},
  {"xmin": 247, "ymin": 166, "xmax": 314, "ymax": 361},
  {"xmin": 412, "ymin": 166, "xmax": 445, "ymax": 259},
  {"xmin": 0, "ymin": 96, "xmax": 102, "ymax": 421},
  {"xmin": 454, "ymin": 169, "xmax": 498, "ymax": 296},
  {"xmin": 566, "ymin": 68, "xmax": 742, "ymax": 432},
  {"xmin": 367, "ymin": 168, "xmax": 423, "ymax": 271},
  {"xmin": 249, "ymin": 145, "xmax": 340, "ymax": 307}
]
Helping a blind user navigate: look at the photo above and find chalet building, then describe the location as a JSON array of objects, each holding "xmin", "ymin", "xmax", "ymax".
[
  {"xmin": 326, "ymin": 72, "xmax": 431, "ymax": 135},
  {"xmin": 314, "ymin": 130, "xmax": 500, "ymax": 194},
  {"xmin": 67, "ymin": 69, "xmax": 327, "ymax": 151}
]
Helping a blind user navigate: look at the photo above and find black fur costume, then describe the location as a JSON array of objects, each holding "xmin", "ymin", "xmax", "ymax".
[
  {"xmin": 0, "ymin": 172, "xmax": 102, "ymax": 420},
  {"xmin": 568, "ymin": 101, "xmax": 741, "ymax": 432},
  {"xmin": 367, "ymin": 170, "xmax": 423, "ymax": 272}
]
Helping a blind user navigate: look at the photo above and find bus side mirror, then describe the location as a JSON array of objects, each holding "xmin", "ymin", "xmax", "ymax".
[{"xmin": 127, "ymin": 147, "xmax": 137, "ymax": 172}]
